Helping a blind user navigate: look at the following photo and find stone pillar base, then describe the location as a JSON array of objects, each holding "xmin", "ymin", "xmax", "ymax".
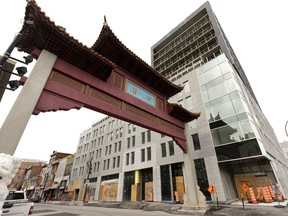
[{"xmin": 182, "ymin": 185, "xmax": 210, "ymax": 211}]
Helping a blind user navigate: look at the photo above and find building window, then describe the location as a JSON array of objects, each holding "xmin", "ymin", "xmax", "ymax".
[
  {"xmin": 103, "ymin": 160, "xmax": 106, "ymax": 170},
  {"xmin": 147, "ymin": 130, "xmax": 151, "ymax": 142},
  {"xmin": 132, "ymin": 136, "xmax": 135, "ymax": 147},
  {"xmin": 141, "ymin": 132, "xmax": 145, "ymax": 144},
  {"xmin": 161, "ymin": 143, "xmax": 167, "ymax": 157},
  {"xmin": 109, "ymin": 145, "xmax": 112, "ymax": 155},
  {"xmin": 126, "ymin": 153, "xmax": 130, "ymax": 166},
  {"xmin": 118, "ymin": 141, "xmax": 122, "ymax": 152},
  {"xmin": 141, "ymin": 149, "xmax": 145, "ymax": 162},
  {"xmin": 192, "ymin": 133, "xmax": 201, "ymax": 150},
  {"xmin": 107, "ymin": 159, "xmax": 110, "ymax": 170},
  {"xmin": 147, "ymin": 147, "xmax": 151, "ymax": 161},
  {"xmin": 127, "ymin": 137, "xmax": 131, "ymax": 149},
  {"xmin": 113, "ymin": 157, "xmax": 116, "ymax": 168},
  {"xmin": 131, "ymin": 151, "xmax": 135, "ymax": 164},
  {"xmin": 117, "ymin": 156, "xmax": 120, "ymax": 167},
  {"xmin": 120, "ymin": 128, "xmax": 123, "ymax": 137},
  {"xmin": 114, "ymin": 142, "xmax": 117, "ymax": 153},
  {"xmin": 168, "ymin": 141, "xmax": 174, "ymax": 156},
  {"xmin": 105, "ymin": 146, "xmax": 108, "ymax": 156}
]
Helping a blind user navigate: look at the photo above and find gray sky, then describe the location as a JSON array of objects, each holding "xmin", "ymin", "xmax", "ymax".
[{"xmin": 1, "ymin": 0, "xmax": 288, "ymax": 161}]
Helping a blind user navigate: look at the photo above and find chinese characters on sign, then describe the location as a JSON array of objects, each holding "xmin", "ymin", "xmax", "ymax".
[{"xmin": 126, "ymin": 80, "xmax": 156, "ymax": 107}]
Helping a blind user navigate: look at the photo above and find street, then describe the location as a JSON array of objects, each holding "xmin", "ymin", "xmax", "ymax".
[
  {"xmin": 31, "ymin": 201, "xmax": 288, "ymax": 216},
  {"xmin": 31, "ymin": 203, "xmax": 189, "ymax": 216}
]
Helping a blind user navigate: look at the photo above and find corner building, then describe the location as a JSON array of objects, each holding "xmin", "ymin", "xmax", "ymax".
[
  {"xmin": 152, "ymin": 1, "xmax": 288, "ymax": 201},
  {"xmin": 69, "ymin": 1, "xmax": 288, "ymax": 202}
]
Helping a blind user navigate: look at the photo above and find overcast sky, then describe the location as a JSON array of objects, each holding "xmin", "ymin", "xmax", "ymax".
[{"xmin": 1, "ymin": 0, "xmax": 288, "ymax": 162}]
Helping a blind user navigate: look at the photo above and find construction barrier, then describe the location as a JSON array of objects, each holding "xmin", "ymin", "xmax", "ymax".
[
  {"xmin": 174, "ymin": 191, "xmax": 180, "ymax": 203},
  {"xmin": 262, "ymin": 187, "xmax": 272, "ymax": 203},
  {"xmin": 256, "ymin": 187, "xmax": 263, "ymax": 202},
  {"xmin": 268, "ymin": 186, "xmax": 276, "ymax": 201},
  {"xmin": 248, "ymin": 187, "xmax": 257, "ymax": 204}
]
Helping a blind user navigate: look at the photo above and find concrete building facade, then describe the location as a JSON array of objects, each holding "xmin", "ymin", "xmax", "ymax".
[
  {"xmin": 151, "ymin": 1, "xmax": 288, "ymax": 201},
  {"xmin": 69, "ymin": 1, "xmax": 288, "ymax": 203}
]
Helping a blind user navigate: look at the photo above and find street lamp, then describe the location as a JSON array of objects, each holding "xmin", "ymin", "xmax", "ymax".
[{"xmin": 83, "ymin": 157, "xmax": 93, "ymax": 203}]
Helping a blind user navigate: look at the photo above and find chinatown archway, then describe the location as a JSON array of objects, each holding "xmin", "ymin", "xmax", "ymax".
[{"xmin": 0, "ymin": 0, "xmax": 206, "ymax": 210}]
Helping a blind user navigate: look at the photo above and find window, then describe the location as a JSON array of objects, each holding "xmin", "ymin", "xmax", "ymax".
[
  {"xmin": 127, "ymin": 137, "xmax": 131, "ymax": 148},
  {"xmin": 168, "ymin": 141, "xmax": 174, "ymax": 156},
  {"xmin": 110, "ymin": 132, "xmax": 113, "ymax": 141},
  {"xmin": 147, "ymin": 130, "xmax": 151, "ymax": 142},
  {"xmin": 117, "ymin": 156, "xmax": 120, "ymax": 167},
  {"xmin": 113, "ymin": 157, "xmax": 116, "ymax": 168},
  {"xmin": 118, "ymin": 141, "xmax": 122, "ymax": 152},
  {"xmin": 132, "ymin": 136, "xmax": 135, "ymax": 147},
  {"xmin": 126, "ymin": 153, "xmax": 130, "ymax": 165},
  {"xmin": 131, "ymin": 151, "xmax": 135, "ymax": 164},
  {"xmin": 107, "ymin": 159, "xmax": 110, "ymax": 170},
  {"xmin": 192, "ymin": 133, "xmax": 201, "ymax": 150},
  {"xmin": 141, "ymin": 149, "xmax": 145, "ymax": 162},
  {"xmin": 147, "ymin": 147, "xmax": 151, "ymax": 161},
  {"xmin": 141, "ymin": 132, "xmax": 145, "ymax": 144},
  {"xmin": 114, "ymin": 142, "xmax": 117, "ymax": 153},
  {"xmin": 161, "ymin": 143, "xmax": 167, "ymax": 157},
  {"xmin": 103, "ymin": 160, "xmax": 106, "ymax": 170},
  {"xmin": 108, "ymin": 145, "xmax": 112, "ymax": 155}
]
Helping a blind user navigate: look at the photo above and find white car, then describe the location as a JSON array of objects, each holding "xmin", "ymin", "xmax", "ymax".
[{"xmin": 2, "ymin": 190, "xmax": 34, "ymax": 215}]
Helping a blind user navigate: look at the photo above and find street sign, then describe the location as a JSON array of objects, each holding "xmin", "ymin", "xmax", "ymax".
[
  {"xmin": 242, "ymin": 183, "xmax": 248, "ymax": 192},
  {"xmin": 208, "ymin": 184, "xmax": 216, "ymax": 195}
]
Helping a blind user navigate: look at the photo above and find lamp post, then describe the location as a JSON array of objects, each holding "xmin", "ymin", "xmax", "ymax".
[{"xmin": 83, "ymin": 157, "xmax": 93, "ymax": 203}]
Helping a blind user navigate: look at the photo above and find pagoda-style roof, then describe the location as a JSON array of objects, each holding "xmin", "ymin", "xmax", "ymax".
[
  {"xmin": 17, "ymin": 0, "xmax": 116, "ymax": 81},
  {"xmin": 16, "ymin": 0, "xmax": 183, "ymax": 98},
  {"xmin": 168, "ymin": 103, "xmax": 201, "ymax": 122},
  {"xmin": 91, "ymin": 20, "xmax": 183, "ymax": 98}
]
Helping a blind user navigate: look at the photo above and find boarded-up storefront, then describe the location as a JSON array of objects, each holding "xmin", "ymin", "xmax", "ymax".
[
  {"xmin": 99, "ymin": 183, "xmax": 118, "ymax": 201},
  {"xmin": 234, "ymin": 176, "xmax": 272, "ymax": 199},
  {"xmin": 145, "ymin": 182, "xmax": 153, "ymax": 201},
  {"xmin": 175, "ymin": 176, "xmax": 184, "ymax": 203}
]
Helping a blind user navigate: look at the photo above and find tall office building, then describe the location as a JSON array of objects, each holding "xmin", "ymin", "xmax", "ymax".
[
  {"xmin": 69, "ymin": 1, "xmax": 288, "ymax": 202},
  {"xmin": 152, "ymin": 1, "xmax": 288, "ymax": 200}
]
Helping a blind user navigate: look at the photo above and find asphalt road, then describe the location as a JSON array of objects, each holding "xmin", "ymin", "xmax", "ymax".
[
  {"xmin": 31, "ymin": 203, "xmax": 190, "ymax": 216},
  {"xmin": 31, "ymin": 201, "xmax": 288, "ymax": 216}
]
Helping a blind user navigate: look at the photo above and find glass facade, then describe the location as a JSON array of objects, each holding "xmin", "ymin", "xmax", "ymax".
[{"xmin": 197, "ymin": 54, "xmax": 261, "ymax": 161}]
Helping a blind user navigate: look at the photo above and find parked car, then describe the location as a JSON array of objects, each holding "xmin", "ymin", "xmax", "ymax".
[
  {"xmin": 2, "ymin": 190, "xmax": 34, "ymax": 215},
  {"xmin": 31, "ymin": 195, "xmax": 41, "ymax": 203}
]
